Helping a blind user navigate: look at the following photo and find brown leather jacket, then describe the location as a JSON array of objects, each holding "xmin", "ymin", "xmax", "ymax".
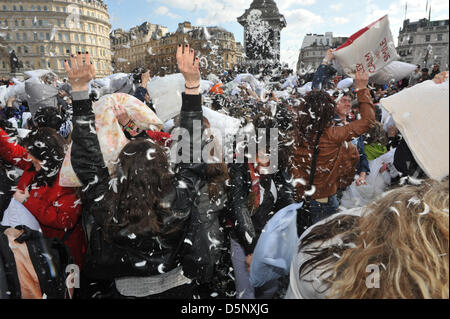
[{"xmin": 292, "ymin": 88, "xmax": 375, "ymax": 200}]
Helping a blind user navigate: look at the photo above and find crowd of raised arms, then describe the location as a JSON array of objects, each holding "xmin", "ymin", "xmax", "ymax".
[{"xmin": 0, "ymin": 45, "xmax": 448, "ymax": 300}]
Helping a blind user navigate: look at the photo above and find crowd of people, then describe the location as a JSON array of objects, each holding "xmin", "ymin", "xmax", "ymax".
[{"xmin": 0, "ymin": 44, "xmax": 448, "ymax": 300}]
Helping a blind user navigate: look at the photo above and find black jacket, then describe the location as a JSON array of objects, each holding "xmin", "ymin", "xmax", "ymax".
[
  {"xmin": 228, "ymin": 163, "xmax": 295, "ymax": 255},
  {"xmin": 70, "ymin": 92, "xmax": 216, "ymax": 282},
  {"xmin": 0, "ymin": 164, "xmax": 14, "ymax": 220},
  {"xmin": 0, "ymin": 225, "xmax": 72, "ymax": 299}
]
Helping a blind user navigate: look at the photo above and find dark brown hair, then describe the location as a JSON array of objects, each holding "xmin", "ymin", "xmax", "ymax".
[
  {"xmin": 104, "ymin": 139, "xmax": 174, "ymax": 235},
  {"xmin": 295, "ymin": 90, "xmax": 336, "ymax": 146},
  {"xmin": 22, "ymin": 127, "xmax": 67, "ymax": 187}
]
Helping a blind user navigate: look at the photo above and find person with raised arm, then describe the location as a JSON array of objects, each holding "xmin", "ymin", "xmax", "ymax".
[{"xmin": 67, "ymin": 46, "xmax": 218, "ymax": 299}]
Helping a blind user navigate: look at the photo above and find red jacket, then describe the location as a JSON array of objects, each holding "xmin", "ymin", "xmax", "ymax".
[{"xmin": 0, "ymin": 128, "xmax": 85, "ymax": 267}]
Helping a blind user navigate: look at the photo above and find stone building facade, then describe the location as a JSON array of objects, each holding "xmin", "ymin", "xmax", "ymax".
[
  {"xmin": 397, "ymin": 18, "xmax": 449, "ymax": 69},
  {"xmin": 146, "ymin": 22, "xmax": 244, "ymax": 77},
  {"xmin": 0, "ymin": 0, "xmax": 113, "ymax": 78},
  {"xmin": 297, "ymin": 32, "xmax": 348, "ymax": 73},
  {"xmin": 110, "ymin": 22, "xmax": 169, "ymax": 73}
]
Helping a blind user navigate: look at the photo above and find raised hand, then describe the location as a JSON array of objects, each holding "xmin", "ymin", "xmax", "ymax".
[
  {"xmin": 112, "ymin": 103, "xmax": 131, "ymax": 127},
  {"xmin": 324, "ymin": 49, "xmax": 335, "ymax": 63},
  {"xmin": 355, "ymin": 69, "xmax": 369, "ymax": 90},
  {"xmin": 176, "ymin": 43, "xmax": 200, "ymax": 94},
  {"xmin": 64, "ymin": 52, "xmax": 95, "ymax": 92}
]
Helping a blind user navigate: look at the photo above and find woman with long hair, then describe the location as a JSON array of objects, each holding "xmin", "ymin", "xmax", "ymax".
[
  {"xmin": 286, "ymin": 178, "xmax": 449, "ymax": 299},
  {"xmin": 290, "ymin": 70, "xmax": 375, "ymax": 225},
  {"xmin": 67, "ymin": 46, "xmax": 220, "ymax": 298}
]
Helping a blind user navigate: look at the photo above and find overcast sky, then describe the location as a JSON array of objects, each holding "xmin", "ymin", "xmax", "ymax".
[{"xmin": 105, "ymin": 0, "xmax": 449, "ymax": 68}]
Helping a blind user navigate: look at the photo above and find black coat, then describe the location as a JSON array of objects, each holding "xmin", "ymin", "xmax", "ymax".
[
  {"xmin": 70, "ymin": 93, "xmax": 217, "ymax": 283},
  {"xmin": 228, "ymin": 163, "xmax": 295, "ymax": 255},
  {"xmin": 0, "ymin": 225, "xmax": 72, "ymax": 299},
  {"xmin": 0, "ymin": 163, "xmax": 14, "ymax": 220}
]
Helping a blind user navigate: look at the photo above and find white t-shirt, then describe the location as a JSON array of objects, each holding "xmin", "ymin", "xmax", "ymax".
[{"xmin": 1, "ymin": 199, "xmax": 42, "ymax": 232}]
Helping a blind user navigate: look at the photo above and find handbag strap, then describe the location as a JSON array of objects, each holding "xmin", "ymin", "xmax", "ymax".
[
  {"xmin": 305, "ymin": 131, "xmax": 324, "ymax": 201},
  {"xmin": 61, "ymin": 218, "xmax": 81, "ymax": 243}
]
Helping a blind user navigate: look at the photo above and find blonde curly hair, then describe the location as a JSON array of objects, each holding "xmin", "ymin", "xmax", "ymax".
[{"xmin": 300, "ymin": 179, "xmax": 449, "ymax": 299}]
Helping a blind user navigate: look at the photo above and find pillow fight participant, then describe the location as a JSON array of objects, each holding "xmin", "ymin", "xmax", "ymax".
[
  {"xmin": 290, "ymin": 69, "xmax": 376, "ymax": 224},
  {"xmin": 0, "ymin": 125, "xmax": 85, "ymax": 268},
  {"xmin": 67, "ymin": 47, "xmax": 222, "ymax": 299},
  {"xmin": 286, "ymin": 178, "xmax": 449, "ymax": 299},
  {"xmin": 0, "ymin": 34, "xmax": 448, "ymax": 300}
]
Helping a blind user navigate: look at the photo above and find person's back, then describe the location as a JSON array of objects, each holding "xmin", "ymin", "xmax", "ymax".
[
  {"xmin": 68, "ymin": 47, "xmax": 216, "ymax": 298},
  {"xmin": 286, "ymin": 179, "xmax": 449, "ymax": 299}
]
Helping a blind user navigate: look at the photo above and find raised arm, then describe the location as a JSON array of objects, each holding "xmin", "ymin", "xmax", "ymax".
[
  {"xmin": 312, "ymin": 49, "xmax": 335, "ymax": 90},
  {"xmin": 328, "ymin": 70, "xmax": 375, "ymax": 143},
  {"xmin": 170, "ymin": 43, "xmax": 205, "ymax": 212},
  {"xmin": 64, "ymin": 53, "xmax": 110, "ymax": 222}
]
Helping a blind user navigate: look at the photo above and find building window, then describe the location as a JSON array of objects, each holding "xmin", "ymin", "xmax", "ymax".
[
  {"xmin": 15, "ymin": 20, "xmax": 18, "ymax": 27},
  {"xmin": 437, "ymin": 34, "xmax": 443, "ymax": 41},
  {"xmin": 46, "ymin": 33, "xmax": 50, "ymax": 41},
  {"xmin": 34, "ymin": 33, "xmax": 38, "ymax": 41},
  {"xmin": 23, "ymin": 33, "xmax": 27, "ymax": 40},
  {"xmin": 21, "ymin": 20, "xmax": 25, "ymax": 27},
  {"xmin": 40, "ymin": 46, "xmax": 45, "ymax": 53},
  {"xmin": 13, "ymin": 5, "xmax": 17, "ymax": 11},
  {"xmin": 425, "ymin": 35, "xmax": 431, "ymax": 42},
  {"xmin": 20, "ymin": 5, "xmax": 24, "ymax": 11},
  {"xmin": 24, "ymin": 46, "xmax": 29, "ymax": 54},
  {"xmin": 16, "ymin": 33, "xmax": 20, "ymax": 40},
  {"xmin": 37, "ymin": 6, "xmax": 41, "ymax": 11}
]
